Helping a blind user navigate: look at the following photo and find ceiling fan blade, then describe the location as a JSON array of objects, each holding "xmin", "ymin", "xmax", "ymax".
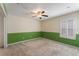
[
  {"xmin": 42, "ymin": 15, "xmax": 48, "ymax": 17},
  {"xmin": 42, "ymin": 11, "xmax": 45, "ymax": 14},
  {"xmin": 31, "ymin": 13, "xmax": 36, "ymax": 17},
  {"xmin": 39, "ymin": 17, "xmax": 42, "ymax": 19}
]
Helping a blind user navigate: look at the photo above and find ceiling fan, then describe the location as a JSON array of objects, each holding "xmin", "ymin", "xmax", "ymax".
[
  {"xmin": 32, "ymin": 10, "xmax": 48, "ymax": 19},
  {"xmin": 17, "ymin": 3, "xmax": 48, "ymax": 19}
]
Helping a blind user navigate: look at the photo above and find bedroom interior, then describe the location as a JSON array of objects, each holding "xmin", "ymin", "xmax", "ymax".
[{"xmin": 0, "ymin": 3, "xmax": 79, "ymax": 56}]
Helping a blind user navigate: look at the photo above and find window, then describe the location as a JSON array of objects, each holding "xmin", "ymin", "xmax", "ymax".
[{"xmin": 60, "ymin": 17, "xmax": 77, "ymax": 39}]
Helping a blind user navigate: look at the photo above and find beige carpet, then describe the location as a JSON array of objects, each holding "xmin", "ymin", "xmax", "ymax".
[{"xmin": 0, "ymin": 38, "xmax": 79, "ymax": 56}]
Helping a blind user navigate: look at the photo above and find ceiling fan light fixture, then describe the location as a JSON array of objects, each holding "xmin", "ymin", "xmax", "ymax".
[{"xmin": 31, "ymin": 9, "xmax": 48, "ymax": 19}]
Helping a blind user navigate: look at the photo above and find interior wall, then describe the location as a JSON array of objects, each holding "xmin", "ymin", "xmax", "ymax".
[
  {"xmin": 41, "ymin": 11, "xmax": 79, "ymax": 47},
  {"xmin": 6, "ymin": 15, "xmax": 41, "ymax": 44},
  {"xmin": 41, "ymin": 11, "xmax": 79, "ymax": 33},
  {"xmin": 41, "ymin": 17, "xmax": 60, "ymax": 33},
  {"xmin": 7, "ymin": 15, "xmax": 41, "ymax": 33},
  {"xmin": 6, "ymin": 9, "xmax": 79, "ymax": 46},
  {"xmin": 0, "ymin": 7, "xmax": 4, "ymax": 47}
]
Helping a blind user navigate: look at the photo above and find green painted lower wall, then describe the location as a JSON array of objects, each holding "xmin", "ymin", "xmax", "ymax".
[
  {"xmin": 8, "ymin": 32, "xmax": 41, "ymax": 44},
  {"xmin": 8, "ymin": 31, "xmax": 79, "ymax": 47},
  {"xmin": 42, "ymin": 32, "xmax": 79, "ymax": 47}
]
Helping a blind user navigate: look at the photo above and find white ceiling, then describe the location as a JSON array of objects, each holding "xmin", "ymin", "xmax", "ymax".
[{"xmin": 5, "ymin": 3, "xmax": 79, "ymax": 20}]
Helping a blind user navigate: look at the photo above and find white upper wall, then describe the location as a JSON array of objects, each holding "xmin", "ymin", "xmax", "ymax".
[
  {"xmin": 6, "ymin": 15, "xmax": 41, "ymax": 33},
  {"xmin": 41, "ymin": 11, "xmax": 79, "ymax": 34},
  {"xmin": 4, "ymin": 3, "xmax": 79, "ymax": 33}
]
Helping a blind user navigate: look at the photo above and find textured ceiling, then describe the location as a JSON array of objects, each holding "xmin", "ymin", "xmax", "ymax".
[{"xmin": 4, "ymin": 3, "xmax": 79, "ymax": 20}]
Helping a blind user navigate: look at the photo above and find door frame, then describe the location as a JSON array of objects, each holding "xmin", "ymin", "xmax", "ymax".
[
  {"xmin": 4, "ymin": 17, "xmax": 8, "ymax": 48},
  {"xmin": 0, "ymin": 3, "xmax": 8, "ymax": 48}
]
